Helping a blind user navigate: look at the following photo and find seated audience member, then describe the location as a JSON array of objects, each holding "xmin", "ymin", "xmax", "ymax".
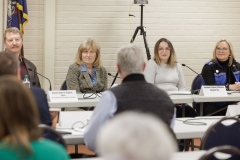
[
  {"xmin": 66, "ymin": 38, "xmax": 108, "ymax": 110},
  {"xmin": 84, "ymin": 44, "xmax": 175, "ymax": 151},
  {"xmin": 0, "ymin": 76, "xmax": 69, "ymax": 160},
  {"xmin": 196, "ymin": 39, "xmax": 240, "ymax": 116},
  {"xmin": 96, "ymin": 111, "xmax": 178, "ymax": 160},
  {"xmin": 3, "ymin": 27, "xmax": 41, "ymax": 87},
  {"xmin": 144, "ymin": 38, "xmax": 198, "ymax": 118},
  {"xmin": 0, "ymin": 51, "xmax": 52, "ymax": 126}
]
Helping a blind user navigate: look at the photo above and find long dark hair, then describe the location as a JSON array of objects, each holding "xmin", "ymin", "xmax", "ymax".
[{"xmin": 0, "ymin": 76, "xmax": 41, "ymax": 157}]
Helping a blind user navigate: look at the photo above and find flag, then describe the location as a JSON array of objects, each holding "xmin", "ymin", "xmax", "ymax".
[{"xmin": 7, "ymin": 0, "xmax": 28, "ymax": 34}]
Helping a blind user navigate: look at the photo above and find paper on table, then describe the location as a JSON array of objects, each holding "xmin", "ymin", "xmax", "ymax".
[
  {"xmin": 56, "ymin": 128, "xmax": 84, "ymax": 136},
  {"xmin": 226, "ymin": 105, "xmax": 240, "ymax": 117},
  {"xmin": 227, "ymin": 91, "xmax": 240, "ymax": 94},
  {"xmin": 71, "ymin": 130, "xmax": 84, "ymax": 136},
  {"xmin": 167, "ymin": 91, "xmax": 191, "ymax": 95},
  {"xmin": 73, "ymin": 128, "xmax": 85, "ymax": 133}
]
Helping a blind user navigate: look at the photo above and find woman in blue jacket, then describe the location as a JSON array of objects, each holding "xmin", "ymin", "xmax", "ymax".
[{"xmin": 197, "ymin": 39, "xmax": 240, "ymax": 116}]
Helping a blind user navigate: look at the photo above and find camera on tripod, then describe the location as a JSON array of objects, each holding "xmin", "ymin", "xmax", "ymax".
[
  {"xmin": 111, "ymin": 0, "xmax": 150, "ymax": 87},
  {"xmin": 134, "ymin": 0, "xmax": 148, "ymax": 4}
]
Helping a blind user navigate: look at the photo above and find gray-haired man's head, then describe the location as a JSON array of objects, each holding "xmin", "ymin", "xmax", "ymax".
[{"xmin": 117, "ymin": 44, "xmax": 145, "ymax": 78}]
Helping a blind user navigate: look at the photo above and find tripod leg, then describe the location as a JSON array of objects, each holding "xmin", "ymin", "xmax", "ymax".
[
  {"xmin": 142, "ymin": 27, "xmax": 151, "ymax": 60},
  {"xmin": 130, "ymin": 26, "xmax": 141, "ymax": 43},
  {"xmin": 111, "ymin": 26, "xmax": 141, "ymax": 87}
]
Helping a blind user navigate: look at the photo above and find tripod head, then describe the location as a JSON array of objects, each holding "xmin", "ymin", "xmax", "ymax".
[
  {"xmin": 134, "ymin": 0, "xmax": 148, "ymax": 4},
  {"xmin": 132, "ymin": 2, "xmax": 147, "ymax": 31}
]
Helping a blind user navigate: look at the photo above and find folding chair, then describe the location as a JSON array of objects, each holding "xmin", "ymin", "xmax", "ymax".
[
  {"xmin": 191, "ymin": 74, "xmax": 202, "ymax": 94},
  {"xmin": 39, "ymin": 124, "xmax": 67, "ymax": 148},
  {"xmin": 201, "ymin": 117, "xmax": 240, "ymax": 150},
  {"xmin": 199, "ymin": 145, "xmax": 240, "ymax": 160},
  {"xmin": 60, "ymin": 80, "xmax": 67, "ymax": 111},
  {"xmin": 191, "ymin": 74, "xmax": 202, "ymax": 110},
  {"xmin": 60, "ymin": 80, "xmax": 67, "ymax": 90}
]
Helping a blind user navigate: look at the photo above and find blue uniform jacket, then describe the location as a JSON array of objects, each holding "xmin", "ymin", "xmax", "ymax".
[{"xmin": 202, "ymin": 59, "xmax": 240, "ymax": 106}]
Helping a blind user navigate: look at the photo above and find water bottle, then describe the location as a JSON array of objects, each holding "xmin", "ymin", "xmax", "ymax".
[{"xmin": 23, "ymin": 75, "xmax": 30, "ymax": 88}]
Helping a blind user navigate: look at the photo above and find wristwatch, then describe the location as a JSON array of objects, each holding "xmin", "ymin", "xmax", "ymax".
[{"xmin": 225, "ymin": 83, "xmax": 229, "ymax": 91}]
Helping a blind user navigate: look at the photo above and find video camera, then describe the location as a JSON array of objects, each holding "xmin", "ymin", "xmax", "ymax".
[{"xmin": 134, "ymin": 0, "xmax": 148, "ymax": 4}]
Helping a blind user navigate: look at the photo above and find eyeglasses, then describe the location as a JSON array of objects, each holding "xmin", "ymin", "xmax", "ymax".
[
  {"xmin": 159, "ymin": 48, "xmax": 170, "ymax": 52},
  {"xmin": 216, "ymin": 48, "xmax": 229, "ymax": 52},
  {"xmin": 82, "ymin": 50, "xmax": 95, "ymax": 55}
]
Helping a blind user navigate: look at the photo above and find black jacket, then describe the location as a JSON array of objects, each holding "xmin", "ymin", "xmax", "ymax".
[{"xmin": 23, "ymin": 57, "xmax": 41, "ymax": 87}]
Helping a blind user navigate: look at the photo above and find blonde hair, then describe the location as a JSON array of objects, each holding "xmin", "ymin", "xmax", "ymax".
[
  {"xmin": 75, "ymin": 38, "xmax": 102, "ymax": 67},
  {"xmin": 212, "ymin": 39, "xmax": 235, "ymax": 66},
  {"xmin": 3, "ymin": 27, "xmax": 23, "ymax": 41},
  {"xmin": 153, "ymin": 38, "xmax": 177, "ymax": 68},
  {"xmin": 0, "ymin": 76, "xmax": 41, "ymax": 157}
]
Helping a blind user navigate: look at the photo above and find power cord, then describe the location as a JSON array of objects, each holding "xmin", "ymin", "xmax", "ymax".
[
  {"xmin": 78, "ymin": 92, "xmax": 102, "ymax": 100},
  {"xmin": 71, "ymin": 119, "xmax": 89, "ymax": 129},
  {"xmin": 176, "ymin": 117, "xmax": 221, "ymax": 126},
  {"xmin": 78, "ymin": 90, "xmax": 101, "ymax": 110},
  {"xmin": 176, "ymin": 116, "xmax": 240, "ymax": 126},
  {"xmin": 128, "ymin": 2, "xmax": 134, "ymax": 42}
]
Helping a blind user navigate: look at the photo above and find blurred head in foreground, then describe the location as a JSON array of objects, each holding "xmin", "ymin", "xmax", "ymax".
[
  {"xmin": 96, "ymin": 111, "xmax": 177, "ymax": 160},
  {"xmin": 0, "ymin": 76, "xmax": 41, "ymax": 157},
  {"xmin": 0, "ymin": 51, "xmax": 20, "ymax": 78}
]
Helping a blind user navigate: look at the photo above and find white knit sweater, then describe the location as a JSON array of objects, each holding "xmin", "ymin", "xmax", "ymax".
[{"xmin": 144, "ymin": 59, "xmax": 186, "ymax": 91}]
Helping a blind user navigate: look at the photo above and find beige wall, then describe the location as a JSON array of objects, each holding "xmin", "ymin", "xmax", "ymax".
[
  {"xmin": 24, "ymin": 0, "xmax": 45, "ymax": 87},
  {"xmin": 2, "ymin": 0, "xmax": 240, "ymax": 91}
]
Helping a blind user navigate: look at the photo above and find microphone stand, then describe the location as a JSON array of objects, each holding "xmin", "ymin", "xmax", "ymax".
[
  {"xmin": 111, "ymin": 4, "xmax": 151, "ymax": 86},
  {"xmin": 111, "ymin": 73, "xmax": 119, "ymax": 86},
  {"xmin": 28, "ymin": 68, "xmax": 52, "ymax": 91},
  {"xmin": 181, "ymin": 64, "xmax": 202, "ymax": 94},
  {"xmin": 182, "ymin": 64, "xmax": 199, "ymax": 75},
  {"xmin": 108, "ymin": 73, "xmax": 121, "ymax": 79}
]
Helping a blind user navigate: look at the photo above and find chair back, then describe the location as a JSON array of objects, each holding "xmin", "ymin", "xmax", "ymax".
[
  {"xmin": 199, "ymin": 145, "xmax": 240, "ymax": 160},
  {"xmin": 60, "ymin": 80, "xmax": 67, "ymax": 111},
  {"xmin": 201, "ymin": 117, "xmax": 240, "ymax": 150},
  {"xmin": 60, "ymin": 80, "xmax": 67, "ymax": 90},
  {"xmin": 191, "ymin": 74, "xmax": 202, "ymax": 94},
  {"xmin": 191, "ymin": 74, "xmax": 202, "ymax": 110},
  {"xmin": 39, "ymin": 124, "xmax": 67, "ymax": 148}
]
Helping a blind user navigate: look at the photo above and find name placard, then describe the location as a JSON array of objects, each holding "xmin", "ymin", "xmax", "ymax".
[
  {"xmin": 199, "ymin": 86, "xmax": 227, "ymax": 97},
  {"xmin": 49, "ymin": 90, "xmax": 78, "ymax": 102},
  {"xmin": 226, "ymin": 105, "xmax": 240, "ymax": 117}
]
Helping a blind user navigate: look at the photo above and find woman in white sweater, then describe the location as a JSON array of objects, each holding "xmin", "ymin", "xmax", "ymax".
[
  {"xmin": 144, "ymin": 38, "xmax": 198, "ymax": 118},
  {"xmin": 144, "ymin": 38, "xmax": 197, "ymax": 151},
  {"xmin": 144, "ymin": 59, "xmax": 185, "ymax": 91}
]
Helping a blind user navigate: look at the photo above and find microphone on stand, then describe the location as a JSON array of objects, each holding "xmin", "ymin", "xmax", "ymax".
[
  {"xmin": 108, "ymin": 73, "xmax": 121, "ymax": 79},
  {"xmin": 182, "ymin": 64, "xmax": 199, "ymax": 75},
  {"xmin": 110, "ymin": 72, "xmax": 120, "ymax": 87},
  {"xmin": 28, "ymin": 68, "xmax": 52, "ymax": 91},
  {"xmin": 181, "ymin": 64, "xmax": 202, "ymax": 94}
]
